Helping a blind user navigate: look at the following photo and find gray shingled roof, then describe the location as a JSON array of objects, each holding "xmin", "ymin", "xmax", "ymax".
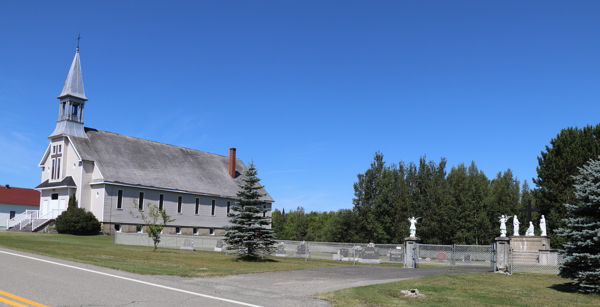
[
  {"xmin": 69, "ymin": 128, "xmax": 273, "ymax": 202},
  {"xmin": 36, "ymin": 176, "xmax": 77, "ymax": 189}
]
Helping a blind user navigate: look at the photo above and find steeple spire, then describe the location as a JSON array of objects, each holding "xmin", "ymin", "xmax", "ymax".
[
  {"xmin": 58, "ymin": 46, "xmax": 87, "ymax": 100},
  {"xmin": 50, "ymin": 45, "xmax": 89, "ymax": 139}
]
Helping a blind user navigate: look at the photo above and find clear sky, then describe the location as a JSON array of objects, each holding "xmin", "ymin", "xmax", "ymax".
[{"xmin": 1, "ymin": 1, "xmax": 599, "ymax": 213}]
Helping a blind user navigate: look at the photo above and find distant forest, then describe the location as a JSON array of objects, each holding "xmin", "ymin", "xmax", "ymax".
[
  {"xmin": 272, "ymin": 124, "xmax": 600, "ymax": 246},
  {"xmin": 272, "ymin": 153, "xmax": 534, "ymax": 245}
]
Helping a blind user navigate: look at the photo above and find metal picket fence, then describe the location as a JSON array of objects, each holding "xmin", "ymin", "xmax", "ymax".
[
  {"xmin": 510, "ymin": 250, "xmax": 564, "ymax": 274},
  {"xmin": 417, "ymin": 243, "xmax": 492, "ymax": 267}
]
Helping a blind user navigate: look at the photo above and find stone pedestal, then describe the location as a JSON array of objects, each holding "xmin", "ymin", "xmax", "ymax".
[
  {"xmin": 494, "ymin": 237, "xmax": 510, "ymax": 272},
  {"xmin": 404, "ymin": 237, "xmax": 420, "ymax": 269},
  {"xmin": 510, "ymin": 236, "xmax": 551, "ymax": 251}
]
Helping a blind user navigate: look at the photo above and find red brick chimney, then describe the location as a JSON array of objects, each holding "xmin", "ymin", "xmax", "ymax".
[{"xmin": 228, "ymin": 148, "xmax": 237, "ymax": 178}]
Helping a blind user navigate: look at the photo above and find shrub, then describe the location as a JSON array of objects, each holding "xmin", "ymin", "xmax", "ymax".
[{"xmin": 55, "ymin": 207, "xmax": 101, "ymax": 235}]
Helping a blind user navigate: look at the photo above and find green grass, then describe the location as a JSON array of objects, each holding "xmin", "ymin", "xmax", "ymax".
[
  {"xmin": 320, "ymin": 272, "xmax": 600, "ymax": 307},
  {"xmin": 0, "ymin": 232, "xmax": 401, "ymax": 277}
]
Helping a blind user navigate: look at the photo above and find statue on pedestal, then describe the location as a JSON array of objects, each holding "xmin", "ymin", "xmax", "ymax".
[
  {"xmin": 513, "ymin": 215, "xmax": 520, "ymax": 236},
  {"xmin": 499, "ymin": 215, "xmax": 511, "ymax": 237},
  {"xmin": 525, "ymin": 221, "xmax": 535, "ymax": 236},
  {"xmin": 540, "ymin": 215, "xmax": 547, "ymax": 236},
  {"xmin": 408, "ymin": 217, "xmax": 421, "ymax": 237}
]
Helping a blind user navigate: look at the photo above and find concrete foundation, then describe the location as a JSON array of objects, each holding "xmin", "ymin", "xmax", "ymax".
[{"xmin": 510, "ymin": 236, "xmax": 551, "ymax": 251}]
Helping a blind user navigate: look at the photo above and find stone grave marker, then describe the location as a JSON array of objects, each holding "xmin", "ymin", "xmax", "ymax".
[
  {"xmin": 359, "ymin": 243, "xmax": 381, "ymax": 264},
  {"xmin": 389, "ymin": 249, "xmax": 403, "ymax": 263},
  {"xmin": 436, "ymin": 252, "xmax": 448, "ymax": 262},
  {"xmin": 180, "ymin": 239, "xmax": 195, "ymax": 251},
  {"xmin": 295, "ymin": 241, "xmax": 309, "ymax": 258},
  {"xmin": 463, "ymin": 254, "xmax": 471, "ymax": 262},
  {"xmin": 214, "ymin": 239, "xmax": 224, "ymax": 252},
  {"xmin": 276, "ymin": 244, "xmax": 287, "ymax": 257}
]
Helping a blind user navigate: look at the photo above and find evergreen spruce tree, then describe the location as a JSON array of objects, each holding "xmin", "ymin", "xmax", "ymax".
[
  {"xmin": 556, "ymin": 157, "xmax": 600, "ymax": 293},
  {"xmin": 224, "ymin": 162, "xmax": 276, "ymax": 259}
]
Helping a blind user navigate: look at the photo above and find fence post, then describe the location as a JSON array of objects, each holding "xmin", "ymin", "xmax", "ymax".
[
  {"xmin": 306, "ymin": 241, "xmax": 308, "ymax": 261},
  {"xmin": 452, "ymin": 244, "xmax": 456, "ymax": 265},
  {"xmin": 491, "ymin": 243, "xmax": 496, "ymax": 272}
]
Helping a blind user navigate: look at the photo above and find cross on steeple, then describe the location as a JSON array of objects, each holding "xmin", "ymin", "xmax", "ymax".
[
  {"xmin": 519, "ymin": 199, "xmax": 540, "ymax": 223},
  {"xmin": 76, "ymin": 33, "xmax": 81, "ymax": 49}
]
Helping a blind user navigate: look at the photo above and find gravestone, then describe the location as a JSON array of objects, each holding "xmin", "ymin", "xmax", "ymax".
[
  {"xmin": 436, "ymin": 252, "xmax": 448, "ymax": 262},
  {"xmin": 295, "ymin": 241, "xmax": 309, "ymax": 258},
  {"xmin": 339, "ymin": 248, "xmax": 349, "ymax": 258},
  {"xmin": 180, "ymin": 239, "xmax": 195, "ymax": 251},
  {"xmin": 359, "ymin": 243, "xmax": 380, "ymax": 264},
  {"xmin": 389, "ymin": 249, "xmax": 403, "ymax": 263},
  {"xmin": 214, "ymin": 239, "xmax": 224, "ymax": 252},
  {"xmin": 463, "ymin": 254, "xmax": 471, "ymax": 262},
  {"xmin": 275, "ymin": 244, "xmax": 287, "ymax": 257}
]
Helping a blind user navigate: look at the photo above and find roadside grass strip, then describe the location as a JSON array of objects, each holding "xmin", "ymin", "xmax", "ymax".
[{"xmin": 0, "ymin": 290, "xmax": 48, "ymax": 307}]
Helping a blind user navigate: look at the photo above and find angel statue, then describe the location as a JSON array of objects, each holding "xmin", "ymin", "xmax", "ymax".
[
  {"xmin": 408, "ymin": 217, "xmax": 421, "ymax": 237},
  {"xmin": 498, "ymin": 215, "xmax": 512, "ymax": 237},
  {"xmin": 513, "ymin": 215, "xmax": 520, "ymax": 236}
]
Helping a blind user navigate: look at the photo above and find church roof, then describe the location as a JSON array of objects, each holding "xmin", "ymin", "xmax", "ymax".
[
  {"xmin": 69, "ymin": 128, "xmax": 273, "ymax": 202},
  {"xmin": 35, "ymin": 177, "xmax": 77, "ymax": 190},
  {"xmin": 58, "ymin": 48, "xmax": 87, "ymax": 100}
]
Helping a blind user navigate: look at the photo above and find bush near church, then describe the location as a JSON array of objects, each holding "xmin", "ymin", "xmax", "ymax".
[{"xmin": 55, "ymin": 194, "xmax": 101, "ymax": 235}]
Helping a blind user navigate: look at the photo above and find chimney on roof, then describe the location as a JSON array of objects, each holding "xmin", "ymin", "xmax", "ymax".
[
  {"xmin": 5, "ymin": 184, "xmax": 9, "ymax": 188},
  {"xmin": 228, "ymin": 148, "xmax": 237, "ymax": 178}
]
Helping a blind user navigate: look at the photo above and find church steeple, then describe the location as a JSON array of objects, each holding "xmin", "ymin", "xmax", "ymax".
[{"xmin": 50, "ymin": 46, "xmax": 88, "ymax": 139}]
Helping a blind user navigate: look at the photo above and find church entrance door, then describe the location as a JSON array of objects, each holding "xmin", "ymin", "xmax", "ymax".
[{"xmin": 50, "ymin": 193, "xmax": 59, "ymax": 215}]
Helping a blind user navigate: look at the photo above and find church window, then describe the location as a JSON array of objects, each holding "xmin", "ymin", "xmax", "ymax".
[
  {"xmin": 211, "ymin": 200, "xmax": 216, "ymax": 216},
  {"xmin": 52, "ymin": 146, "xmax": 56, "ymax": 154},
  {"xmin": 114, "ymin": 224, "xmax": 121, "ymax": 232},
  {"xmin": 56, "ymin": 158, "xmax": 61, "ymax": 179},
  {"xmin": 159, "ymin": 194, "xmax": 164, "ymax": 211},
  {"xmin": 193, "ymin": 227, "xmax": 198, "ymax": 235},
  {"xmin": 209, "ymin": 228, "xmax": 215, "ymax": 235},
  {"xmin": 58, "ymin": 145, "xmax": 62, "ymax": 153},
  {"xmin": 176, "ymin": 227, "xmax": 181, "ymax": 234},
  {"xmin": 227, "ymin": 201, "xmax": 230, "ymax": 214},
  {"xmin": 177, "ymin": 196, "xmax": 182, "ymax": 214},
  {"xmin": 138, "ymin": 192, "xmax": 144, "ymax": 211},
  {"xmin": 136, "ymin": 225, "xmax": 143, "ymax": 233},
  {"xmin": 51, "ymin": 159, "xmax": 56, "ymax": 180},
  {"xmin": 195, "ymin": 198, "xmax": 200, "ymax": 215},
  {"xmin": 263, "ymin": 205, "xmax": 266, "ymax": 217},
  {"xmin": 117, "ymin": 190, "xmax": 123, "ymax": 209}
]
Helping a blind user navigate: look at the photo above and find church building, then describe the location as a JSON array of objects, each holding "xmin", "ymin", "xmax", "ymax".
[{"xmin": 34, "ymin": 47, "xmax": 273, "ymax": 235}]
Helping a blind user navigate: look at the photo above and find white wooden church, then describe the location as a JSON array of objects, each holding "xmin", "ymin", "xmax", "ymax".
[{"xmin": 31, "ymin": 47, "xmax": 273, "ymax": 235}]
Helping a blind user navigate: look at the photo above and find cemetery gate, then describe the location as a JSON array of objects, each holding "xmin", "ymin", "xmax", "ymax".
[{"xmin": 415, "ymin": 243, "xmax": 494, "ymax": 268}]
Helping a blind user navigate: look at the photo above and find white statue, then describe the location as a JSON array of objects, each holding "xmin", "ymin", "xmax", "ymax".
[
  {"xmin": 525, "ymin": 221, "xmax": 535, "ymax": 236},
  {"xmin": 513, "ymin": 215, "xmax": 520, "ymax": 236},
  {"xmin": 499, "ymin": 215, "xmax": 511, "ymax": 237},
  {"xmin": 540, "ymin": 215, "xmax": 547, "ymax": 236},
  {"xmin": 408, "ymin": 217, "xmax": 421, "ymax": 237}
]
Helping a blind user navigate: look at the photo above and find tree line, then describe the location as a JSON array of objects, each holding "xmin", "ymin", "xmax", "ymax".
[{"xmin": 273, "ymin": 124, "xmax": 600, "ymax": 246}]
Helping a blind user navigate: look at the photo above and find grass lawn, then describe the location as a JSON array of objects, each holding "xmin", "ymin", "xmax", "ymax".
[
  {"xmin": 320, "ymin": 272, "xmax": 600, "ymax": 307},
  {"xmin": 0, "ymin": 232, "xmax": 402, "ymax": 277}
]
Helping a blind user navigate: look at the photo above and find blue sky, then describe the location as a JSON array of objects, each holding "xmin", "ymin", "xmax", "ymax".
[{"xmin": 1, "ymin": 1, "xmax": 599, "ymax": 213}]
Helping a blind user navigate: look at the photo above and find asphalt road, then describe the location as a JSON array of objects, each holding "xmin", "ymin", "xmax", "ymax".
[{"xmin": 0, "ymin": 247, "xmax": 490, "ymax": 307}]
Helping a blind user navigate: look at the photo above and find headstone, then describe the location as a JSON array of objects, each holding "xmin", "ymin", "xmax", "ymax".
[
  {"xmin": 214, "ymin": 239, "xmax": 224, "ymax": 252},
  {"xmin": 463, "ymin": 254, "xmax": 471, "ymax": 262},
  {"xmin": 339, "ymin": 248, "xmax": 349, "ymax": 258},
  {"xmin": 275, "ymin": 244, "xmax": 287, "ymax": 257},
  {"xmin": 180, "ymin": 239, "xmax": 195, "ymax": 251},
  {"xmin": 295, "ymin": 241, "xmax": 309, "ymax": 257},
  {"xmin": 389, "ymin": 249, "xmax": 403, "ymax": 263},
  {"xmin": 436, "ymin": 252, "xmax": 448, "ymax": 262},
  {"xmin": 359, "ymin": 243, "xmax": 380, "ymax": 264}
]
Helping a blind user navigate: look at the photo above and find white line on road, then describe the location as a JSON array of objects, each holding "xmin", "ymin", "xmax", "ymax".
[{"xmin": 0, "ymin": 250, "xmax": 263, "ymax": 307}]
